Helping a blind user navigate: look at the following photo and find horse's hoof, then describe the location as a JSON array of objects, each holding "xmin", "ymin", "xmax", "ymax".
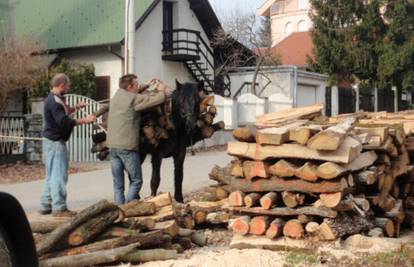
[{"xmin": 175, "ymin": 196, "xmax": 184, "ymax": 203}]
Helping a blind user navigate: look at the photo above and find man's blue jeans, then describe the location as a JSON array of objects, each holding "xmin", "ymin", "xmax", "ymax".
[
  {"xmin": 40, "ymin": 139, "xmax": 69, "ymax": 212},
  {"xmin": 110, "ymin": 149, "xmax": 143, "ymax": 205}
]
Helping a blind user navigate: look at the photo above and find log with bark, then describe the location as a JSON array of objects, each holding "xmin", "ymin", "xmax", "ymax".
[
  {"xmin": 39, "ymin": 242, "xmax": 140, "ymax": 267},
  {"xmin": 295, "ymin": 162, "xmax": 319, "ymax": 182},
  {"xmin": 230, "ymin": 206, "xmax": 337, "ymax": 218},
  {"xmin": 317, "ymin": 162, "xmax": 347, "ymax": 180},
  {"xmin": 374, "ymin": 217, "xmax": 395, "ymax": 237},
  {"xmin": 307, "ymin": 117, "xmax": 355, "ymax": 150},
  {"xmin": 260, "ymin": 192, "xmax": 279, "ymax": 210},
  {"xmin": 244, "ymin": 193, "xmax": 262, "ymax": 208},
  {"xmin": 233, "ymin": 127, "xmax": 256, "ymax": 142},
  {"xmin": 249, "ymin": 216, "xmax": 270, "ymax": 235},
  {"xmin": 232, "ymin": 216, "xmax": 251, "ymax": 235},
  {"xmin": 229, "ymin": 191, "xmax": 245, "ymax": 207},
  {"xmin": 228, "ymin": 137, "xmax": 362, "ymax": 164},
  {"xmin": 256, "ymin": 121, "xmax": 306, "ymax": 145},
  {"xmin": 317, "ymin": 213, "xmax": 374, "ymax": 240},
  {"xmin": 265, "ymin": 218, "xmax": 285, "ymax": 239},
  {"xmin": 242, "ymin": 161, "xmax": 270, "ymax": 180},
  {"xmin": 153, "ymin": 220, "xmax": 179, "ymax": 237},
  {"xmin": 230, "ymin": 160, "xmax": 244, "ymax": 177},
  {"xmin": 268, "ymin": 160, "xmax": 297, "ymax": 177},
  {"xmin": 122, "ymin": 249, "xmax": 178, "ymax": 263},
  {"xmin": 255, "ymin": 104, "xmax": 323, "ymax": 128},
  {"xmin": 41, "ymin": 230, "xmax": 163, "ymax": 260},
  {"xmin": 282, "ymin": 191, "xmax": 305, "ymax": 208},
  {"xmin": 120, "ymin": 201, "xmax": 156, "ymax": 217},
  {"xmin": 37, "ymin": 200, "xmax": 118, "ymax": 256},
  {"xmin": 68, "ymin": 208, "xmax": 122, "ymax": 247},
  {"xmin": 283, "ymin": 219, "xmax": 304, "ymax": 239}
]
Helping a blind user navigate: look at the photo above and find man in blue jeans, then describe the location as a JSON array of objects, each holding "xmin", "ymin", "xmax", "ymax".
[
  {"xmin": 107, "ymin": 74, "xmax": 174, "ymax": 205},
  {"xmin": 39, "ymin": 73, "xmax": 96, "ymax": 216}
]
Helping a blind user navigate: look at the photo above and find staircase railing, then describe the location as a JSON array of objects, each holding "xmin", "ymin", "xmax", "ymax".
[{"xmin": 162, "ymin": 29, "xmax": 231, "ymax": 96}]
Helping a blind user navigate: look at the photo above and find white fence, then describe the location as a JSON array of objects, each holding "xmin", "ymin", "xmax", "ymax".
[
  {"xmin": 0, "ymin": 116, "xmax": 25, "ymax": 155},
  {"xmin": 66, "ymin": 94, "xmax": 102, "ymax": 162}
]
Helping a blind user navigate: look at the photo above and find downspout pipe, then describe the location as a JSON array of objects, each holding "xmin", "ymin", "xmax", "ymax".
[
  {"xmin": 293, "ymin": 65, "xmax": 298, "ymax": 108},
  {"xmin": 125, "ymin": 0, "xmax": 135, "ymax": 74}
]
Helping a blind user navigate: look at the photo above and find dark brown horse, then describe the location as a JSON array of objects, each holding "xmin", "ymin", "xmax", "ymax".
[{"xmin": 139, "ymin": 80, "xmax": 205, "ymax": 202}]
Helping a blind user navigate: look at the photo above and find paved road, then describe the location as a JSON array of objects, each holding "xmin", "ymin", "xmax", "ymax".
[{"xmin": 0, "ymin": 151, "xmax": 231, "ymax": 213}]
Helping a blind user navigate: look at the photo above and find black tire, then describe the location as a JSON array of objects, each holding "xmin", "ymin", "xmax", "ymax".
[{"xmin": 0, "ymin": 224, "xmax": 13, "ymax": 267}]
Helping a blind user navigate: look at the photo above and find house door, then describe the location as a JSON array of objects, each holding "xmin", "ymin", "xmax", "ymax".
[
  {"xmin": 297, "ymin": 85, "xmax": 317, "ymax": 107},
  {"xmin": 163, "ymin": 1, "xmax": 173, "ymax": 51}
]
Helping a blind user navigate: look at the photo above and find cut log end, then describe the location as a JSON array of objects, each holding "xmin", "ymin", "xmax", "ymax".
[{"xmin": 283, "ymin": 219, "xmax": 304, "ymax": 239}]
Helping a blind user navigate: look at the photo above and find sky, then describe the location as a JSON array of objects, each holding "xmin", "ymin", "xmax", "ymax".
[{"xmin": 209, "ymin": 0, "xmax": 266, "ymax": 20}]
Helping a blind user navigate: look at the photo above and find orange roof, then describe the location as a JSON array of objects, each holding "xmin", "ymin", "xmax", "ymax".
[{"xmin": 272, "ymin": 31, "xmax": 314, "ymax": 67}]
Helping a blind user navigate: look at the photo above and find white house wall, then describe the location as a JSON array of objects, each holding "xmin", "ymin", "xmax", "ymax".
[
  {"xmin": 134, "ymin": 0, "xmax": 214, "ymax": 87},
  {"xmin": 61, "ymin": 47, "xmax": 123, "ymax": 97}
]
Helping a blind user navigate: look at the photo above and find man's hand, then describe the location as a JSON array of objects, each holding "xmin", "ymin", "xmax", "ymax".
[
  {"xmin": 157, "ymin": 82, "xmax": 175, "ymax": 96},
  {"xmin": 147, "ymin": 78, "xmax": 160, "ymax": 86},
  {"xmin": 84, "ymin": 115, "xmax": 96, "ymax": 124},
  {"xmin": 76, "ymin": 101, "xmax": 87, "ymax": 109}
]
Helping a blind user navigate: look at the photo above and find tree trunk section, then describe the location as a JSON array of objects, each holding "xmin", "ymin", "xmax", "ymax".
[
  {"xmin": 229, "ymin": 191, "xmax": 245, "ymax": 207},
  {"xmin": 232, "ymin": 216, "xmax": 251, "ymax": 235},
  {"xmin": 120, "ymin": 201, "xmax": 156, "ymax": 217},
  {"xmin": 265, "ymin": 218, "xmax": 285, "ymax": 239},
  {"xmin": 307, "ymin": 117, "xmax": 355, "ymax": 150},
  {"xmin": 283, "ymin": 219, "xmax": 304, "ymax": 239},
  {"xmin": 153, "ymin": 220, "xmax": 179, "ymax": 237},
  {"xmin": 282, "ymin": 191, "xmax": 305, "ymax": 208},
  {"xmin": 228, "ymin": 138, "xmax": 361, "ymax": 164},
  {"xmin": 68, "ymin": 209, "xmax": 120, "ymax": 247},
  {"xmin": 319, "ymin": 192, "xmax": 342, "ymax": 208},
  {"xmin": 244, "ymin": 193, "xmax": 262, "ymax": 208},
  {"xmin": 269, "ymin": 160, "xmax": 297, "ymax": 177},
  {"xmin": 295, "ymin": 162, "xmax": 319, "ymax": 182},
  {"xmin": 39, "ymin": 242, "xmax": 140, "ymax": 267},
  {"xmin": 233, "ymin": 127, "xmax": 255, "ymax": 142},
  {"xmin": 317, "ymin": 162, "xmax": 347, "ymax": 180},
  {"xmin": 230, "ymin": 206, "xmax": 337, "ymax": 218},
  {"xmin": 122, "ymin": 249, "xmax": 178, "ymax": 263},
  {"xmin": 230, "ymin": 161, "xmax": 244, "ymax": 177},
  {"xmin": 37, "ymin": 200, "xmax": 117, "ymax": 256},
  {"xmin": 260, "ymin": 192, "xmax": 279, "ymax": 210},
  {"xmin": 242, "ymin": 161, "xmax": 270, "ymax": 180},
  {"xmin": 249, "ymin": 216, "xmax": 270, "ymax": 235},
  {"xmin": 318, "ymin": 213, "xmax": 374, "ymax": 240},
  {"xmin": 374, "ymin": 218, "xmax": 395, "ymax": 237}
]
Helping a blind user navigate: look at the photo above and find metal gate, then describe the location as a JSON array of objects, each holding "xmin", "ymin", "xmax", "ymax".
[
  {"xmin": 0, "ymin": 116, "xmax": 26, "ymax": 164},
  {"xmin": 65, "ymin": 94, "xmax": 102, "ymax": 162}
]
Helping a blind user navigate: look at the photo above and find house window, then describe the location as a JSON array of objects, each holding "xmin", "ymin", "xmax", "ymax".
[
  {"xmin": 95, "ymin": 76, "xmax": 110, "ymax": 101},
  {"xmin": 298, "ymin": 0, "xmax": 310, "ymax": 10},
  {"xmin": 298, "ymin": 20, "xmax": 308, "ymax": 32},
  {"xmin": 285, "ymin": 22, "xmax": 293, "ymax": 37},
  {"xmin": 163, "ymin": 1, "xmax": 174, "ymax": 51}
]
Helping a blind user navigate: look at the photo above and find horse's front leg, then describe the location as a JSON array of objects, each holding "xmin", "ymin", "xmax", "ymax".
[
  {"xmin": 150, "ymin": 154, "xmax": 162, "ymax": 196},
  {"xmin": 173, "ymin": 147, "xmax": 186, "ymax": 202}
]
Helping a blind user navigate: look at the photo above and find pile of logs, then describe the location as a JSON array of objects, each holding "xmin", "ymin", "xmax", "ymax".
[
  {"xmin": 31, "ymin": 193, "xmax": 229, "ymax": 266},
  {"xmin": 90, "ymin": 90, "xmax": 224, "ymax": 160},
  {"xmin": 209, "ymin": 104, "xmax": 414, "ymax": 241}
]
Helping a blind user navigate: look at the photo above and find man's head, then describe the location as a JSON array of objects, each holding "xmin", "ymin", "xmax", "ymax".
[
  {"xmin": 51, "ymin": 73, "xmax": 70, "ymax": 94},
  {"xmin": 119, "ymin": 74, "xmax": 139, "ymax": 93}
]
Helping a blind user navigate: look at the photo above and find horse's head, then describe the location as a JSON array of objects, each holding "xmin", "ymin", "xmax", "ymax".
[{"xmin": 172, "ymin": 80, "xmax": 205, "ymax": 135}]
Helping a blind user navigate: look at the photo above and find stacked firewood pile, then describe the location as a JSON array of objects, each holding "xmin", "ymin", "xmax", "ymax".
[
  {"xmin": 90, "ymin": 91, "xmax": 224, "ymax": 160},
  {"xmin": 31, "ymin": 193, "xmax": 229, "ymax": 266},
  {"xmin": 209, "ymin": 104, "xmax": 414, "ymax": 241}
]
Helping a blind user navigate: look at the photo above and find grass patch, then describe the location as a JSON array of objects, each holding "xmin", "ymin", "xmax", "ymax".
[{"xmin": 284, "ymin": 251, "xmax": 319, "ymax": 266}]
